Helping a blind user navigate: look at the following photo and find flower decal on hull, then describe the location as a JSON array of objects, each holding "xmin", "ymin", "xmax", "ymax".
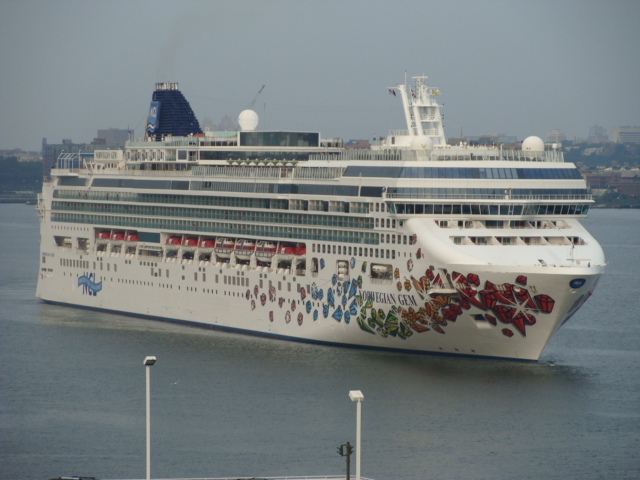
[{"xmin": 241, "ymin": 251, "xmax": 564, "ymax": 342}]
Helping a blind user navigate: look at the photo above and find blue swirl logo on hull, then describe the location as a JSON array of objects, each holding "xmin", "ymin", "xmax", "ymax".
[
  {"xmin": 78, "ymin": 273, "xmax": 102, "ymax": 296},
  {"xmin": 569, "ymin": 278, "xmax": 586, "ymax": 289}
]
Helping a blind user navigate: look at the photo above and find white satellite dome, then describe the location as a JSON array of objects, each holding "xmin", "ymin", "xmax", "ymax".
[
  {"xmin": 522, "ymin": 136, "xmax": 544, "ymax": 152},
  {"xmin": 238, "ymin": 109, "xmax": 259, "ymax": 131},
  {"xmin": 410, "ymin": 135, "xmax": 434, "ymax": 151}
]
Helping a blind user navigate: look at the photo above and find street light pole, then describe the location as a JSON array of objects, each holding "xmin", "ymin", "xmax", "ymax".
[
  {"xmin": 349, "ymin": 390, "xmax": 364, "ymax": 480},
  {"xmin": 144, "ymin": 356, "xmax": 156, "ymax": 480}
]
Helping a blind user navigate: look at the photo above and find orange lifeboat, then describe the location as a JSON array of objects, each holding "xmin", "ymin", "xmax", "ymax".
[
  {"xmin": 166, "ymin": 236, "xmax": 181, "ymax": 245},
  {"xmin": 182, "ymin": 237, "xmax": 198, "ymax": 247},
  {"xmin": 277, "ymin": 243, "xmax": 306, "ymax": 259}
]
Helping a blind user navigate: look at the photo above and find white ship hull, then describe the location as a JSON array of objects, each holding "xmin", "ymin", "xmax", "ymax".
[
  {"xmin": 36, "ymin": 206, "xmax": 603, "ymax": 361},
  {"xmin": 35, "ymin": 76, "xmax": 606, "ymax": 361}
]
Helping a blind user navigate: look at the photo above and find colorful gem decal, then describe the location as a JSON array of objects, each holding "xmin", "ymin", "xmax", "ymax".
[{"xmin": 241, "ymin": 248, "xmax": 567, "ymax": 344}]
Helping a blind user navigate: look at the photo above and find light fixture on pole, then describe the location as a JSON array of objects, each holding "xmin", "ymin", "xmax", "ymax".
[
  {"xmin": 144, "ymin": 356, "xmax": 156, "ymax": 480},
  {"xmin": 349, "ymin": 390, "xmax": 364, "ymax": 480}
]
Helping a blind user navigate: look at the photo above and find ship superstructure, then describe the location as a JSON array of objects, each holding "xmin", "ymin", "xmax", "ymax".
[{"xmin": 35, "ymin": 77, "xmax": 605, "ymax": 360}]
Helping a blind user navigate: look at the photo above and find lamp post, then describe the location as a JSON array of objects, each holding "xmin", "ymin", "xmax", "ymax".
[
  {"xmin": 349, "ymin": 390, "xmax": 364, "ymax": 480},
  {"xmin": 144, "ymin": 356, "xmax": 156, "ymax": 480}
]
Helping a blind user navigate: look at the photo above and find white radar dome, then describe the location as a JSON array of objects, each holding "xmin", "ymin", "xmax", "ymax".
[
  {"xmin": 522, "ymin": 136, "xmax": 544, "ymax": 152},
  {"xmin": 238, "ymin": 109, "xmax": 259, "ymax": 131},
  {"xmin": 410, "ymin": 135, "xmax": 434, "ymax": 152}
]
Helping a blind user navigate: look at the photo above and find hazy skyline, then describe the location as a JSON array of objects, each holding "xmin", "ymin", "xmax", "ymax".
[{"xmin": 1, "ymin": 0, "xmax": 639, "ymax": 151}]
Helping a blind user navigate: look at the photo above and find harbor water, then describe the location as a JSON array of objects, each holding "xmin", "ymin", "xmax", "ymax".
[{"xmin": 1, "ymin": 204, "xmax": 638, "ymax": 480}]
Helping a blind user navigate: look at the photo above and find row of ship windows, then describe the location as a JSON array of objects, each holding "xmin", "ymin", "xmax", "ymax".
[
  {"xmin": 58, "ymin": 177, "xmax": 588, "ymax": 202},
  {"xmin": 53, "ymin": 191, "xmax": 589, "ymax": 221},
  {"xmin": 311, "ymin": 245, "xmax": 398, "ymax": 260},
  {"xmin": 51, "ymin": 213, "xmax": 380, "ymax": 245},
  {"xmin": 54, "ymin": 190, "xmax": 373, "ymax": 214},
  {"xmin": 391, "ymin": 203, "xmax": 591, "ymax": 216},
  {"xmin": 51, "ymin": 201, "xmax": 376, "ymax": 230},
  {"xmin": 59, "ymin": 257, "xmax": 116, "ymax": 273},
  {"xmin": 55, "ymin": 188, "xmax": 590, "ymax": 219},
  {"xmin": 451, "ymin": 236, "xmax": 585, "ymax": 246},
  {"xmin": 386, "ymin": 187, "xmax": 590, "ymax": 200},
  {"xmin": 343, "ymin": 166, "xmax": 583, "ymax": 180},
  {"xmin": 60, "ymin": 258, "xmax": 90, "ymax": 269},
  {"xmin": 437, "ymin": 219, "xmax": 568, "ymax": 229}
]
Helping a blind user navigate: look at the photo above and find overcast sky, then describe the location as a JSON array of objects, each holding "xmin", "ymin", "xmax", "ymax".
[{"xmin": 1, "ymin": 0, "xmax": 639, "ymax": 151}]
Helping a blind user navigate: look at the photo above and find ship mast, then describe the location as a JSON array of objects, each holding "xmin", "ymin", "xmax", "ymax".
[{"xmin": 394, "ymin": 76, "xmax": 446, "ymax": 145}]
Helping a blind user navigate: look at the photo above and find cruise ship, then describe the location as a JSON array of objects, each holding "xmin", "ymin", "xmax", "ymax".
[{"xmin": 35, "ymin": 76, "xmax": 605, "ymax": 360}]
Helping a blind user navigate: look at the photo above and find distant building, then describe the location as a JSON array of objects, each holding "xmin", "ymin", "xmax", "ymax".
[
  {"xmin": 465, "ymin": 133, "xmax": 518, "ymax": 145},
  {"xmin": 546, "ymin": 130, "xmax": 566, "ymax": 144},
  {"xmin": 585, "ymin": 168, "xmax": 640, "ymax": 196},
  {"xmin": 42, "ymin": 128, "xmax": 130, "ymax": 178},
  {"xmin": 588, "ymin": 125, "xmax": 609, "ymax": 144},
  {"xmin": 0, "ymin": 148, "xmax": 40, "ymax": 162},
  {"xmin": 95, "ymin": 128, "xmax": 130, "ymax": 145},
  {"xmin": 345, "ymin": 139, "xmax": 371, "ymax": 149},
  {"xmin": 610, "ymin": 126, "xmax": 640, "ymax": 144}
]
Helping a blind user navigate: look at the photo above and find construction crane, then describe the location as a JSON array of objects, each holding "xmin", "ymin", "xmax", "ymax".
[{"xmin": 247, "ymin": 85, "xmax": 265, "ymax": 109}]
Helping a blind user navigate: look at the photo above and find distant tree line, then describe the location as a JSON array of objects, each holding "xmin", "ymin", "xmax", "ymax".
[
  {"xmin": 0, "ymin": 156, "xmax": 42, "ymax": 193},
  {"xmin": 566, "ymin": 143, "xmax": 640, "ymax": 168}
]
